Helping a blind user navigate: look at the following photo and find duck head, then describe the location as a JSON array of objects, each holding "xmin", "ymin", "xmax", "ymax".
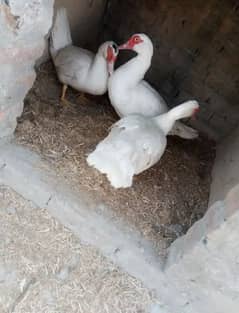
[
  {"xmin": 119, "ymin": 33, "xmax": 153, "ymax": 57},
  {"xmin": 105, "ymin": 42, "xmax": 119, "ymax": 76}
]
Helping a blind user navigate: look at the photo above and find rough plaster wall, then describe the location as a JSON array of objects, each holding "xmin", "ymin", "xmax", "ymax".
[
  {"xmin": 165, "ymin": 185, "xmax": 239, "ymax": 313},
  {"xmin": 209, "ymin": 125, "xmax": 239, "ymax": 205},
  {"xmin": 0, "ymin": 0, "xmax": 54, "ymax": 138},
  {"xmin": 104, "ymin": 0, "xmax": 239, "ymax": 140},
  {"xmin": 55, "ymin": 0, "xmax": 107, "ymax": 49}
]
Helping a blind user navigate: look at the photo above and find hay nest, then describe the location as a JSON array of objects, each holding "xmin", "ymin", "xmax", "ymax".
[{"xmin": 16, "ymin": 61, "xmax": 215, "ymax": 257}]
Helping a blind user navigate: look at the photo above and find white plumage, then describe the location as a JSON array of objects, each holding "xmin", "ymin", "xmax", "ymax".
[
  {"xmin": 50, "ymin": 7, "xmax": 118, "ymax": 96},
  {"xmin": 87, "ymin": 100, "xmax": 199, "ymax": 188},
  {"xmin": 108, "ymin": 33, "xmax": 198, "ymax": 139}
]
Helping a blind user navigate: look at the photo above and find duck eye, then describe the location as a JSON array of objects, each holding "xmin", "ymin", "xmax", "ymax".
[{"xmin": 134, "ymin": 36, "xmax": 140, "ymax": 43}]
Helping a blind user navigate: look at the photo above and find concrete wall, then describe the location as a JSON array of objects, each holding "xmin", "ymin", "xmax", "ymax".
[
  {"xmin": 164, "ymin": 124, "xmax": 239, "ymax": 313},
  {"xmin": 165, "ymin": 185, "xmax": 239, "ymax": 313},
  {"xmin": 55, "ymin": 0, "xmax": 107, "ymax": 49},
  {"xmin": 209, "ymin": 125, "xmax": 239, "ymax": 205},
  {"xmin": 104, "ymin": 0, "xmax": 239, "ymax": 140},
  {"xmin": 0, "ymin": 0, "xmax": 54, "ymax": 138}
]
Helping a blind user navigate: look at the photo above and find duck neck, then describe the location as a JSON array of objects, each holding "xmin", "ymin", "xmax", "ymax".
[
  {"xmin": 89, "ymin": 53, "xmax": 108, "ymax": 79},
  {"xmin": 153, "ymin": 113, "xmax": 175, "ymax": 135},
  {"xmin": 116, "ymin": 51, "xmax": 152, "ymax": 88},
  {"xmin": 153, "ymin": 101, "xmax": 196, "ymax": 135}
]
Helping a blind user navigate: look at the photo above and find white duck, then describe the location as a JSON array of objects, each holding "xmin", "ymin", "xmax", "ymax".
[
  {"xmin": 108, "ymin": 33, "xmax": 198, "ymax": 139},
  {"xmin": 87, "ymin": 100, "xmax": 199, "ymax": 188},
  {"xmin": 50, "ymin": 8, "xmax": 118, "ymax": 104}
]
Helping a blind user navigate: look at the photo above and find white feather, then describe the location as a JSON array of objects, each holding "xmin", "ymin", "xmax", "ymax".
[
  {"xmin": 50, "ymin": 8, "xmax": 116, "ymax": 95},
  {"xmin": 87, "ymin": 101, "xmax": 199, "ymax": 188},
  {"xmin": 50, "ymin": 8, "xmax": 72, "ymax": 58},
  {"xmin": 108, "ymin": 33, "xmax": 198, "ymax": 139}
]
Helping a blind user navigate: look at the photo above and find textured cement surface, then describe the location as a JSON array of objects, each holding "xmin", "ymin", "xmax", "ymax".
[
  {"xmin": 1, "ymin": 139, "xmax": 239, "ymax": 313},
  {"xmin": 0, "ymin": 185, "xmax": 163, "ymax": 313}
]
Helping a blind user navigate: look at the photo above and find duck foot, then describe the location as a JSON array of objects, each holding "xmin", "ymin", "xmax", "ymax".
[{"xmin": 59, "ymin": 84, "xmax": 74, "ymax": 106}]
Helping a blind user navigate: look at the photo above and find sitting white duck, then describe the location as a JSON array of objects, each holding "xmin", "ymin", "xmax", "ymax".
[
  {"xmin": 87, "ymin": 100, "xmax": 199, "ymax": 188},
  {"xmin": 50, "ymin": 8, "xmax": 118, "ymax": 104},
  {"xmin": 108, "ymin": 33, "xmax": 198, "ymax": 139}
]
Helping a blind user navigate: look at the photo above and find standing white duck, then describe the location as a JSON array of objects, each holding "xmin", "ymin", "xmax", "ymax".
[
  {"xmin": 50, "ymin": 8, "xmax": 118, "ymax": 104},
  {"xmin": 108, "ymin": 33, "xmax": 198, "ymax": 139},
  {"xmin": 87, "ymin": 100, "xmax": 199, "ymax": 188}
]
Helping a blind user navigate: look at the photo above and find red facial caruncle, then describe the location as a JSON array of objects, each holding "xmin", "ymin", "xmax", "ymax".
[
  {"xmin": 192, "ymin": 106, "xmax": 200, "ymax": 120},
  {"xmin": 119, "ymin": 34, "xmax": 144, "ymax": 50},
  {"xmin": 106, "ymin": 46, "xmax": 117, "ymax": 63}
]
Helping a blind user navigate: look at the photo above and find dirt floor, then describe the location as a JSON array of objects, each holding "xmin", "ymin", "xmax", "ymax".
[
  {"xmin": 0, "ymin": 185, "xmax": 155, "ymax": 313},
  {"xmin": 16, "ymin": 62, "xmax": 215, "ymax": 257}
]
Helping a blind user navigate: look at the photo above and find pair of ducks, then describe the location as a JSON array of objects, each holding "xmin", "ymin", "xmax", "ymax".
[{"xmin": 50, "ymin": 8, "xmax": 199, "ymax": 188}]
